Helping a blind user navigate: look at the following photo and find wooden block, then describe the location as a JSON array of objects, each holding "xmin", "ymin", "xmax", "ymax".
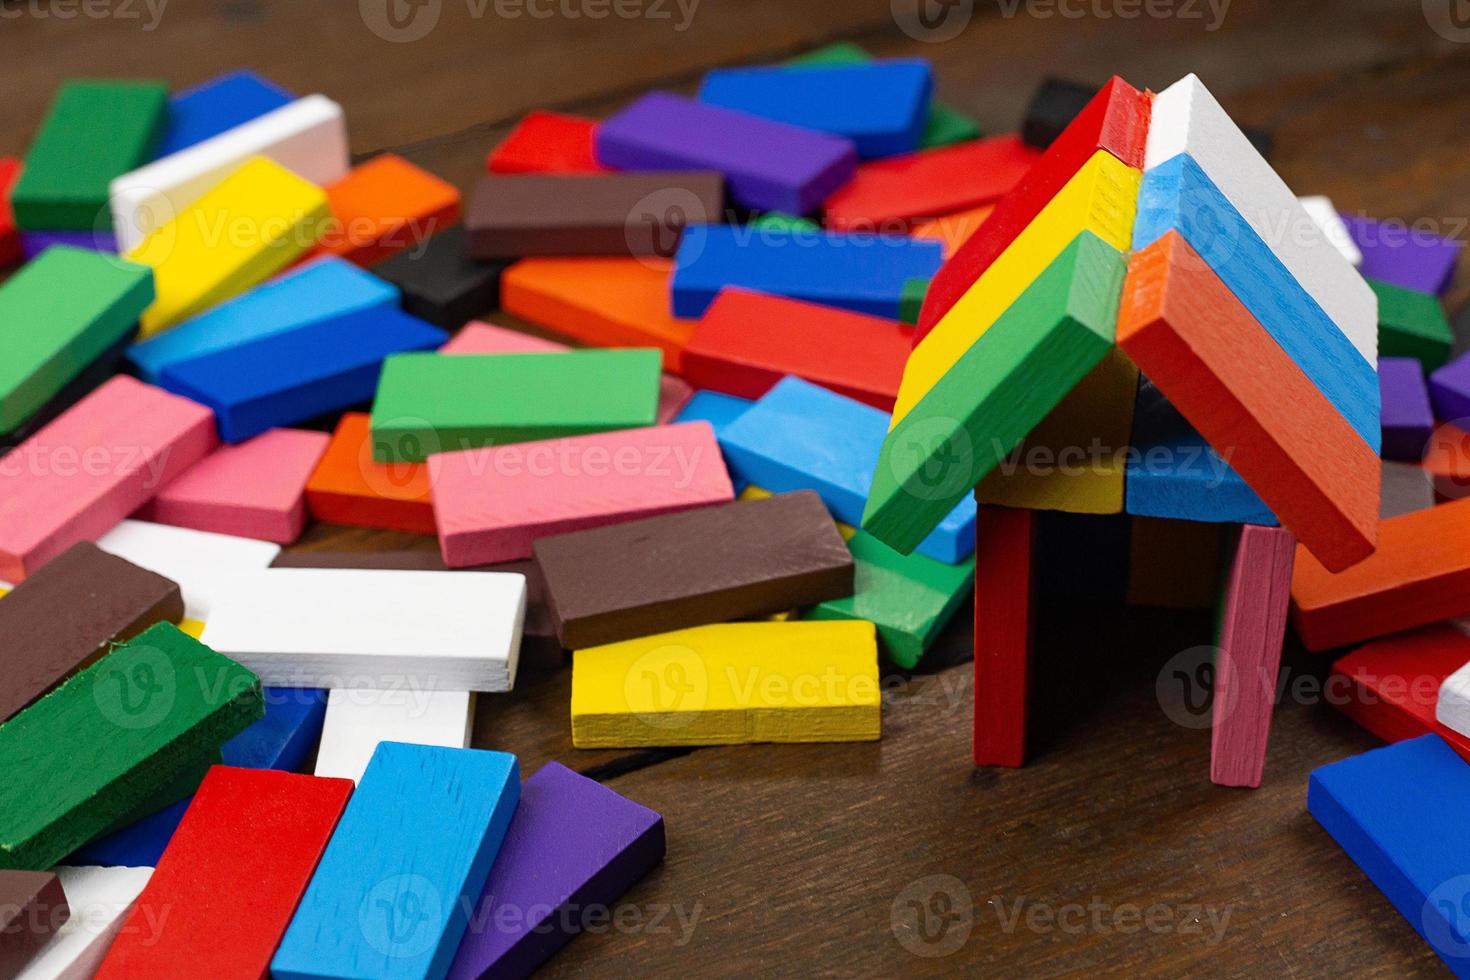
[
  {"xmin": 1331, "ymin": 625, "xmax": 1470, "ymax": 758},
  {"xmin": 1298, "ymin": 195, "xmax": 1362, "ymax": 266},
  {"xmin": 0, "ymin": 377, "xmax": 216, "ymax": 582},
  {"xmin": 0, "ymin": 871, "xmax": 69, "ymax": 978},
  {"xmin": 109, "ymin": 94, "xmax": 348, "ymax": 252},
  {"xmin": 1381, "ymin": 460, "xmax": 1436, "ymax": 519},
  {"xmin": 446, "ymin": 762, "xmax": 664, "ymax": 980},
  {"xmin": 465, "ymin": 172, "xmax": 723, "ymax": 259},
  {"xmin": 0, "ymin": 623, "xmax": 262, "ymax": 870},
  {"xmin": 0, "ymin": 542, "xmax": 182, "ymax": 726},
  {"xmin": 1118, "ymin": 231, "xmax": 1378, "ymax": 570},
  {"xmin": 823, "ymin": 135, "xmax": 1039, "ymax": 232},
  {"xmin": 429, "ymin": 422, "xmax": 734, "ymax": 566},
  {"xmin": 371, "ymin": 225, "xmax": 507, "ymax": 330},
  {"xmin": 17, "ymin": 231, "xmax": 115, "ymax": 261},
  {"xmin": 1021, "ymin": 77, "xmax": 1098, "ymax": 149},
  {"xmin": 1292, "ymin": 497, "xmax": 1470, "ymax": 650},
  {"xmin": 369, "ymin": 348, "xmax": 662, "ymax": 462},
  {"xmin": 486, "ymin": 110, "xmax": 606, "ymax": 174},
  {"xmin": 272, "ymin": 744, "xmax": 519, "ymax": 980},
  {"xmin": 899, "ymin": 277, "xmax": 928, "ymax": 325},
  {"xmin": 672, "ymin": 391, "xmax": 751, "ymax": 491},
  {"xmin": 314, "ymin": 690, "xmax": 473, "ymax": 783},
  {"xmin": 200, "ymin": 568, "xmax": 526, "ymax": 691},
  {"xmin": 157, "ymin": 305, "xmax": 447, "ymax": 443},
  {"xmin": 155, "ymin": 70, "xmax": 294, "ymax": 157},
  {"xmin": 1439, "ymin": 657, "xmax": 1470, "ymax": 743},
  {"xmin": 96, "ymin": 520, "xmax": 280, "ymax": 621},
  {"xmin": 304, "ymin": 413, "xmax": 435, "ymax": 534},
  {"xmin": 1125, "ymin": 516, "xmax": 1229, "ymax": 609},
  {"xmin": 0, "ymin": 325, "xmax": 136, "ymax": 460},
  {"xmin": 0, "ymin": 247, "xmax": 153, "ymax": 435},
  {"xmin": 12, "ymin": 81, "xmax": 167, "ymax": 231},
  {"xmin": 595, "ymin": 92, "xmax": 856, "ymax": 215},
  {"xmin": 910, "ymin": 203, "xmax": 995, "ymax": 257},
  {"xmin": 17, "ymin": 866, "xmax": 151, "ymax": 980},
  {"xmin": 95, "ymin": 767, "xmax": 351, "ymax": 980},
  {"xmin": 1430, "ymin": 353, "xmax": 1470, "ymax": 429},
  {"xmin": 1425, "ymin": 423, "xmax": 1470, "ymax": 500},
  {"xmin": 1380, "ymin": 356, "xmax": 1435, "ymax": 461},
  {"xmin": 571, "ymin": 621, "xmax": 879, "ymax": 746},
  {"xmin": 0, "ymin": 158, "xmax": 21, "ymax": 268},
  {"xmin": 682, "ymin": 288, "xmax": 911, "ymax": 410},
  {"xmin": 136, "ymin": 429, "xmax": 330, "ymax": 543},
  {"xmin": 310, "ymin": 153, "xmax": 461, "ymax": 267},
  {"xmin": 972, "ymin": 507, "xmax": 1036, "ymax": 767},
  {"xmin": 535, "ymin": 490, "xmax": 853, "ymax": 648},
  {"xmin": 1345, "ymin": 212, "xmax": 1463, "ymax": 295},
  {"xmin": 500, "ymin": 257, "xmax": 694, "ymax": 371},
  {"xmin": 671, "ymin": 225, "xmax": 943, "ymax": 319},
  {"xmin": 1372, "ymin": 277, "xmax": 1453, "ymax": 369}
]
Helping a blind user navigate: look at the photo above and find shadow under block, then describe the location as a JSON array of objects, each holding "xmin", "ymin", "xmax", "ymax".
[
  {"xmin": 0, "ymin": 623, "xmax": 263, "ymax": 871},
  {"xmin": 570, "ymin": 621, "xmax": 880, "ymax": 748},
  {"xmin": 429, "ymin": 422, "xmax": 734, "ymax": 566},
  {"xmin": 12, "ymin": 81, "xmax": 167, "ymax": 231},
  {"xmin": 272, "ymin": 744, "xmax": 519, "ymax": 980},
  {"xmin": 465, "ymin": 171, "xmax": 723, "ymax": 258},
  {"xmin": 1308, "ymin": 735, "xmax": 1470, "ymax": 978},
  {"xmin": 0, "ymin": 247, "xmax": 153, "ymax": 436},
  {"xmin": 95, "ymin": 520, "xmax": 280, "ymax": 622},
  {"xmin": 1292, "ymin": 497, "xmax": 1470, "ymax": 651},
  {"xmin": 1380, "ymin": 357, "xmax": 1434, "ymax": 461},
  {"xmin": 487, "ymin": 110, "xmax": 607, "ymax": 174},
  {"xmin": 94, "ymin": 767, "xmax": 351, "ymax": 980},
  {"xmin": 972, "ymin": 507, "xmax": 1036, "ymax": 768},
  {"xmin": 863, "ymin": 234, "xmax": 1121, "ymax": 555},
  {"xmin": 199, "ymin": 568, "xmax": 527, "ymax": 691},
  {"xmin": 0, "ymin": 543, "xmax": 183, "ymax": 727},
  {"xmin": 534, "ymin": 490, "xmax": 853, "ymax": 648},
  {"xmin": 1369, "ymin": 277, "xmax": 1453, "ymax": 370},
  {"xmin": 371, "ymin": 225, "xmax": 505, "ymax": 330},
  {"xmin": 1118, "ymin": 231, "xmax": 1378, "ymax": 571},
  {"xmin": 313, "ymin": 689, "xmax": 473, "ymax": 784},
  {"xmin": 1345, "ymin": 212, "xmax": 1463, "ymax": 296},
  {"xmin": 1331, "ymin": 628, "xmax": 1470, "ymax": 759},
  {"xmin": 0, "ymin": 871, "xmax": 69, "ymax": 979},
  {"xmin": 445, "ymin": 762, "xmax": 665, "ymax": 980},
  {"xmin": 595, "ymin": 92, "xmax": 857, "ymax": 215},
  {"xmin": 369, "ymin": 348, "xmax": 662, "ymax": 462},
  {"xmin": 0, "ymin": 377, "xmax": 216, "ymax": 582},
  {"xmin": 313, "ymin": 153, "xmax": 462, "ymax": 267},
  {"xmin": 156, "ymin": 70, "xmax": 294, "ymax": 158},
  {"xmin": 1125, "ymin": 516, "xmax": 1229, "ymax": 609},
  {"xmin": 305, "ymin": 413, "xmax": 436, "ymax": 533},
  {"xmin": 18, "ymin": 865, "xmax": 151, "ymax": 980}
]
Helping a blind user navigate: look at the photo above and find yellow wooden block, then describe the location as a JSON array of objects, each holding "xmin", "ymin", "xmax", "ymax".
[
  {"xmin": 127, "ymin": 156, "xmax": 331, "ymax": 338},
  {"xmin": 570, "ymin": 621, "xmax": 881, "ymax": 748},
  {"xmin": 739, "ymin": 484, "xmax": 856, "ymax": 541},
  {"xmin": 178, "ymin": 617, "xmax": 206, "ymax": 639},
  {"xmin": 0, "ymin": 586, "xmax": 9, "ymax": 598},
  {"xmin": 891, "ymin": 150, "xmax": 1140, "ymax": 425}
]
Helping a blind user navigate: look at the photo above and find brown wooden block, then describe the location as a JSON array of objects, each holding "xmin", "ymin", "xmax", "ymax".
[
  {"xmin": 0, "ymin": 869, "xmax": 68, "ymax": 979},
  {"xmin": 534, "ymin": 490, "xmax": 853, "ymax": 649}
]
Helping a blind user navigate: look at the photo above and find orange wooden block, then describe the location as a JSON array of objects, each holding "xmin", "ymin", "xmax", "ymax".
[
  {"xmin": 312, "ymin": 154, "xmax": 462, "ymax": 267},
  {"xmin": 486, "ymin": 110, "xmax": 607, "ymax": 175},
  {"xmin": 304, "ymin": 412, "xmax": 433, "ymax": 534},
  {"xmin": 1423, "ymin": 422, "xmax": 1470, "ymax": 500},
  {"xmin": 911, "ymin": 204, "xmax": 994, "ymax": 258},
  {"xmin": 1118, "ymin": 231, "xmax": 1379, "ymax": 573}
]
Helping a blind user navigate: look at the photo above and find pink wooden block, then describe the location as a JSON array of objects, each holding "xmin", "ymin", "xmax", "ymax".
[
  {"xmin": 136, "ymin": 428, "xmax": 331, "ymax": 543},
  {"xmin": 429, "ymin": 421, "xmax": 734, "ymax": 566},
  {"xmin": 1210, "ymin": 524, "xmax": 1296, "ymax": 789},
  {"xmin": 0, "ymin": 376, "xmax": 217, "ymax": 581},
  {"xmin": 656, "ymin": 374, "xmax": 694, "ymax": 424}
]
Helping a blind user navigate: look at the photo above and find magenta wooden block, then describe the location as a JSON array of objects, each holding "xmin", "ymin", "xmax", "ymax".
[
  {"xmin": 1379, "ymin": 356, "xmax": 1435, "ymax": 461},
  {"xmin": 445, "ymin": 762, "xmax": 665, "ymax": 980},
  {"xmin": 0, "ymin": 376, "xmax": 216, "ymax": 581},
  {"xmin": 136, "ymin": 428, "xmax": 331, "ymax": 543},
  {"xmin": 1344, "ymin": 213, "xmax": 1463, "ymax": 295},
  {"xmin": 1430, "ymin": 351, "xmax": 1470, "ymax": 427}
]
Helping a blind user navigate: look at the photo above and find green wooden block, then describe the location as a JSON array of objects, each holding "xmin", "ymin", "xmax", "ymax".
[
  {"xmin": 900, "ymin": 277, "xmax": 930, "ymax": 326},
  {"xmin": 370, "ymin": 348, "xmax": 663, "ymax": 462},
  {"xmin": 0, "ymin": 247, "xmax": 154, "ymax": 435},
  {"xmin": 0, "ymin": 623, "xmax": 262, "ymax": 871},
  {"xmin": 862, "ymin": 231, "xmax": 1124, "ymax": 555},
  {"xmin": 751, "ymin": 212, "xmax": 821, "ymax": 232},
  {"xmin": 806, "ymin": 530, "xmax": 974, "ymax": 669},
  {"xmin": 11, "ymin": 80, "xmax": 168, "ymax": 231},
  {"xmin": 1370, "ymin": 276, "xmax": 1453, "ymax": 370}
]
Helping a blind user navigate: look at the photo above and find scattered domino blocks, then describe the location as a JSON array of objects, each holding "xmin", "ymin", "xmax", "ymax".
[
  {"xmin": 1343, "ymin": 211, "xmax": 1463, "ymax": 295},
  {"xmin": 372, "ymin": 225, "xmax": 506, "ymax": 330},
  {"xmin": 1371, "ymin": 276, "xmax": 1453, "ymax": 369},
  {"xmin": 1331, "ymin": 624, "xmax": 1470, "ymax": 760},
  {"xmin": 155, "ymin": 70, "xmax": 294, "ymax": 157},
  {"xmin": 1379, "ymin": 357, "xmax": 1435, "ymax": 461},
  {"xmin": 17, "ymin": 865, "xmax": 151, "ymax": 980},
  {"xmin": 305, "ymin": 413, "xmax": 437, "ymax": 534},
  {"xmin": 487, "ymin": 110, "xmax": 607, "ymax": 174},
  {"xmin": 313, "ymin": 153, "xmax": 462, "ymax": 267},
  {"xmin": 96, "ymin": 519, "xmax": 280, "ymax": 621}
]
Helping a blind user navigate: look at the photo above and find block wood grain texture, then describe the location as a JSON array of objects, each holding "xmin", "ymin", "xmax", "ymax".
[
  {"xmin": 445, "ymin": 762, "xmax": 665, "ymax": 980},
  {"xmin": 682, "ymin": 288, "xmax": 911, "ymax": 410},
  {"xmin": 1370, "ymin": 277, "xmax": 1453, "ymax": 370},
  {"xmin": 429, "ymin": 422, "xmax": 734, "ymax": 566},
  {"xmin": 570, "ymin": 621, "xmax": 880, "ymax": 748},
  {"xmin": 0, "ymin": 376, "xmax": 217, "ymax": 582},
  {"xmin": 1117, "ymin": 231, "xmax": 1378, "ymax": 571},
  {"xmin": 312, "ymin": 153, "xmax": 462, "ymax": 267},
  {"xmin": 465, "ymin": 171, "xmax": 723, "ymax": 258},
  {"xmin": 369, "ymin": 225, "xmax": 506, "ymax": 330},
  {"xmin": 534, "ymin": 490, "xmax": 853, "ymax": 648},
  {"xmin": 0, "ymin": 623, "xmax": 263, "ymax": 871},
  {"xmin": 822, "ymin": 134, "xmax": 1039, "ymax": 232},
  {"xmin": 154, "ymin": 70, "xmax": 295, "ymax": 157},
  {"xmin": 0, "ymin": 871, "xmax": 69, "ymax": 980},
  {"xmin": 272, "ymin": 744, "xmax": 519, "ymax": 980},
  {"xmin": 304, "ymin": 413, "xmax": 436, "ymax": 534},
  {"xmin": 1345, "ymin": 212, "xmax": 1464, "ymax": 296},
  {"xmin": 16, "ymin": 865, "xmax": 152, "ymax": 980},
  {"xmin": 94, "ymin": 767, "xmax": 352, "ymax": 980},
  {"xmin": 595, "ymin": 92, "xmax": 856, "ymax": 215},
  {"xmin": 487, "ymin": 110, "xmax": 608, "ymax": 174},
  {"xmin": 0, "ymin": 158, "xmax": 21, "ymax": 268},
  {"xmin": 1292, "ymin": 497, "xmax": 1470, "ymax": 651},
  {"xmin": 313, "ymin": 689, "xmax": 474, "ymax": 783},
  {"xmin": 1379, "ymin": 357, "xmax": 1435, "ymax": 461},
  {"xmin": 95, "ymin": 520, "xmax": 280, "ymax": 622},
  {"xmin": 972, "ymin": 507, "xmax": 1037, "ymax": 768},
  {"xmin": 1428, "ymin": 350, "xmax": 1470, "ymax": 426},
  {"xmin": 0, "ymin": 542, "xmax": 182, "ymax": 727}
]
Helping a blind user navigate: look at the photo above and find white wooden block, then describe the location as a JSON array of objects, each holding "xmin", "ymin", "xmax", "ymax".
[
  {"xmin": 1299, "ymin": 195, "xmax": 1363, "ymax": 267},
  {"xmin": 1436, "ymin": 658, "xmax": 1470, "ymax": 739},
  {"xmin": 1146, "ymin": 74, "xmax": 1378, "ymax": 367},
  {"xmin": 109, "ymin": 94, "xmax": 349, "ymax": 251},
  {"xmin": 313, "ymin": 688, "xmax": 474, "ymax": 783},
  {"xmin": 17, "ymin": 866, "xmax": 152, "ymax": 980},
  {"xmin": 95, "ymin": 519, "xmax": 280, "ymax": 620},
  {"xmin": 199, "ymin": 568, "xmax": 525, "ymax": 691}
]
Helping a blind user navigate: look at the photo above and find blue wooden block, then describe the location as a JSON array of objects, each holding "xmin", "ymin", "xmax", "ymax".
[
  {"xmin": 128, "ymin": 256, "xmax": 399, "ymax": 382},
  {"xmin": 156, "ymin": 70, "xmax": 295, "ymax": 157},
  {"xmin": 158, "ymin": 305, "xmax": 447, "ymax": 443},
  {"xmin": 699, "ymin": 60, "xmax": 932, "ymax": 159},
  {"xmin": 675, "ymin": 391, "xmax": 753, "ymax": 493},
  {"xmin": 671, "ymin": 225, "xmax": 943, "ymax": 319},
  {"xmin": 273, "ymin": 742, "xmax": 520, "ymax": 980},
  {"xmin": 1133, "ymin": 153, "xmax": 1380, "ymax": 451},
  {"xmin": 1309, "ymin": 734, "xmax": 1470, "ymax": 978},
  {"xmin": 720, "ymin": 376, "xmax": 974, "ymax": 562}
]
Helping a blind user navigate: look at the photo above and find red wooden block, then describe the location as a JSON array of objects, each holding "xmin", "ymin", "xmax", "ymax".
[
  {"xmin": 0, "ymin": 157, "xmax": 20, "ymax": 268},
  {"xmin": 95, "ymin": 766, "xmax": 352, "ymax": 980},
  {"xmin": 681, "ymin": 288, "xmax": 911, "ymax": 410},
  {"xmin": 1330, "ymin": 624, "xmax": 1470, "ymax": 763},
  {"xmin": 487, "ymin": 110, "xmax": 607, "ymax": 175},
  {"xmin": 974, "ymin": 506, "xmax": 1036, "ymax": 768},
  {"xmin": 914, "ymin": 76, "xmax": 1150, "ymax": 342}
]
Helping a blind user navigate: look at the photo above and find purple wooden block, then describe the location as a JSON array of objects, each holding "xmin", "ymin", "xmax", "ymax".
[
  {"xmin": 1343, "ymin": 213, "xmax": 1462, "ymax": 295},
  {"xmin": 1379, "ymin": 356, "xmax": 1434, "ymax": 460},
  {"xmin": 446, "ymin": 762, "xmax": 665, "ymax": 980},
  {"xmin": 21, "ymin": 229, "xmax": 118, "ymax": 260},
  {"xmin": 595, "ymin": 91, "xmax": 857, "ymax": 215},
  {"xmin": 1430, "ymin": 351, "xmax": 1470, "ymax": 428}
]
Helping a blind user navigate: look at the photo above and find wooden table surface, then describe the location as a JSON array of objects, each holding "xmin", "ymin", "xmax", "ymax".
[{"xmin": 6, "ymin": 0, "xmax": 1468, "ymax": 973}]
